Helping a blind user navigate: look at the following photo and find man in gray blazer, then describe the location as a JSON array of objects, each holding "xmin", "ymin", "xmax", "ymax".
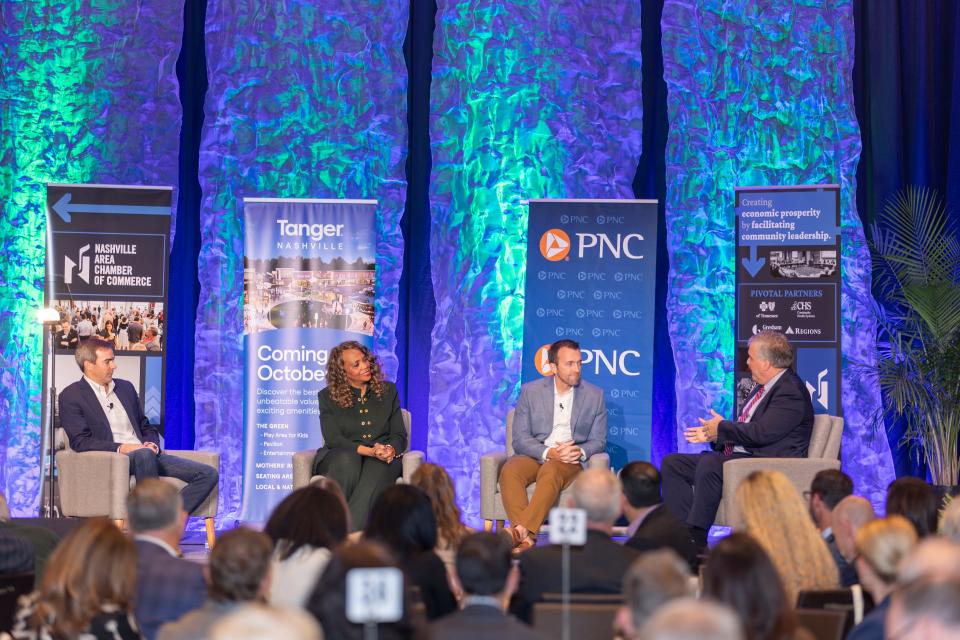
[{"xmin": 499, "ymin": 339, "xmax": 607, "ymax": 550}]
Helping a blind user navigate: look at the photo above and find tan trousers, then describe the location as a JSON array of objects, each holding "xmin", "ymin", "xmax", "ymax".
[{"xmin": 499, "ymin": 454, "xmax": 583, "ymax": 534}]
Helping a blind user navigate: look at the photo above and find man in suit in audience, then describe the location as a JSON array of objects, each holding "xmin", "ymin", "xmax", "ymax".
[
  {"xmin": 620, "ymin": 461, "xmax": 698, "ymax": 570},
  {"xmin": 807, "ymin": 469, "xmax": 858, "ymax": 587},
  {"xmin": 509, "ymin": 469, "xmax": 639, "ymax": 623},
  {"xmin": 616, "ymin": 549, "xmax": 694, "ymax": 640},
  {"xmin": 0, "ymin": 491, "xmax": 60, "ymax": 587},
  {"xmin": 58, "ymin": 338, "xmax": 218, "ymax": 515},
  {"xmin": 499, "ymin": 339, "xmax": 607, "ymax": 551},
  {"xmin": 0, "ymin": 530, "xmax": 33, "ymax": 574},
  {"xmin": 661, "ymin": 330, "xmax": 813, "ymax": 551},
  {"xmin": 430, "ymin": 532, "xmax": 547, "ymax": 639},
  {"xmin": 832, "ymin": 495, "xmax": 876, "ymax": 564},
  {"xmin": 128, "ymin": 479, "xmax": 207, "ymax": 640}
]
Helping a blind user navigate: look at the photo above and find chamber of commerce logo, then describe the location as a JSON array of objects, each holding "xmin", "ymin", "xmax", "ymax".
[
  {"xmin": 539, "ymin": 229, "xmax": 570, "ymax": 262},
  {"xmin": 534, "ymin": 345, "xmax": 554, "ymax": 376},
  {"xmin": 805, "ymin": 368, "xmax": 830, "ymax": 411},
  {"xmin": 64, "ymin": 244, "xmax": 91, "ymax": 284}
]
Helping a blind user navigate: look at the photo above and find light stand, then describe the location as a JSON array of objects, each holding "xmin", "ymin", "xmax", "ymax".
[{"xmin": 37, "ymin": 307, "xmax": 60, "ymax": 518}]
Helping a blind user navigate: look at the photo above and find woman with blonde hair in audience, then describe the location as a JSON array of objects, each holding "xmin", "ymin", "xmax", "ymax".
[
  {"xmin": 735, "ymin": 469, "xmax": 838, "ymax": 603},
  {"xmin": 409, "ymin": 463, "xmax": 471, "ymax": 566},
  {"xmin": 846, "ymin": 515, "xmax": 917, "ymax": 640},
  {"xmin": 6, "ymin": 518, "xmax": 142, "ymax": 639}
]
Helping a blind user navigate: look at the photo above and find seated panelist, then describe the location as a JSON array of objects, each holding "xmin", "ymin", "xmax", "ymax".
[{"xmin": 311, "ymin": 341, "xmax": 406, "ymax": 530}]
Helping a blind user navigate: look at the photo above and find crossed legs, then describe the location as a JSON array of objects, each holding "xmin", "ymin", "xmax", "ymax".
[{"xmin": 499, "ymin": 454, "xmax": 582, "ymax": 544}]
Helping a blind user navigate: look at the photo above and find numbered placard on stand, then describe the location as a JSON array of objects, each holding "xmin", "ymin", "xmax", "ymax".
[
  {"xmin": 549, "ymin": 507, "xmax": 587, "ymax": 545},
  {"xmin": 346, "ymin": 567, "xmax": 404, "ymax": 624}
]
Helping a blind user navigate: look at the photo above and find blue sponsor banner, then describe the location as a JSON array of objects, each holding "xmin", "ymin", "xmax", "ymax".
[
  {"xmin": 241, "ymin": 198, "xmax": 377, "ymax": 522},
  {"xmin": 521, "ymin": 199, "xmax": 659, "ymax": 469},
  {"xmin": 733, "ymin": 185, "xmax": 841, "ymax": 416}
]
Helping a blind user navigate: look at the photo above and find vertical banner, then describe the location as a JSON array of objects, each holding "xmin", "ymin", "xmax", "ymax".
[
  {"xmin": 45, "ymin": 183, "xmax": 172, "ymax": 425},
  {"xmin": 734, "ymin": 186, "xmax": 842, "ymax": 416},
  {"xmin": 522, "ymin": 200, "xmax": 659, "ymax": 468},
  {"xmin": 242, "ymin": 199, "xmax": 377, "ymax": 522}
]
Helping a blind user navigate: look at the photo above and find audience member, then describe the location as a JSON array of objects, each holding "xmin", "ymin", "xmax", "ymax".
[
  {"xmin": 886, "ymin": 476, "xmax": 939, "ymax": 538},
  {"xmin": 886, "ymin": 577, "xmax": 960, "ymax": 640},
  {"xmin": 264, "ymin": 484, "xmax": 348, "ymax": 607},
  {"xmin": 0, "ymin": 492, "xmax": 59, "ymax": 587},
  {"xmin": 938, "ymin": 495, "xmax": 960, "ymax": 542},
  {"xmin": 305, "ymin": 541, "xmax": 427, "ymax": 640},
  {"xmin": 831, "ymin": 495, "xmax": 876, "ymax": 563},
  {"xmin": 410, "ymin": 463, "xmax": 471, "ymax": 569},
  {"xmin": 509, "ymin": 468, "xmax": 640, "ymax": 623},
  {"xmin": 845, "ymin": 515, "xmax": 917, "ymax": 640},
  {"xmin": 619, "ymin": 461, "xmax": 698, "ymax": 570},
  {"xmin": 364, "ymin": 484, "xmax": 457, "ymax": 620},
  {"xmin": 98, "ymin": 320, "xmax": 117, "ymax": 345},
  {"xmin": 210, "ymin": 604, "xmax": 322, "ymax": 640},
  {"xmin": 127, "ymin": 480, "xmax": 207, "ymax": 640},
  {"xmin": 430, "ymin": 532, "xmax": 547, "ymax": 639},
  {"xmin": 142, "ymin": 327, "xmax": 162, "ymax": 351},
  {"xmin": 897, "ymin": 536, "xmax": 960, "ymax": 584},
  {"xmin": 127, "ymin": 315, "xmax": 144, "ymax": 343},
  {"xmin": 702, "ymin": 533, "xmax": 812, "ymax": 640},
  {"xmin": 806, "ymin": 469, "xmax": 857, "ymax": 586},
  {"xmin": 158, "ymin": 528, "xmax": 273, "ymax": 640},
  {"xmin": 735, "ymin": 470, "xmax": 838, "ymax": 603},
  {"xmin": 639, "ymin": 598, "xmax": 744, "ymax": 640},
  {"xmin": 6, "ymin": 518, "xmax": 142, "ymax": 639},
  {"xmin": 0, "ymin": 531, "xmax": 33, "ymax": 575},
  {"xmin": 615, "ymin": 549, "xmax": 693, "ymax": 640}
]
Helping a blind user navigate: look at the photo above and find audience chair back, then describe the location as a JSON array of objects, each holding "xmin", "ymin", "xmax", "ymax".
[
  {"xmin": 0, "ymin": 572, "xmax": 34, "ymax": 632},
  {"xmin": 532, "ymin": 602, "xmax": 620, "ymax": 640},
  {"xmin": 794, "ymin": 608, "xmax": 848, "ymax": 640}
]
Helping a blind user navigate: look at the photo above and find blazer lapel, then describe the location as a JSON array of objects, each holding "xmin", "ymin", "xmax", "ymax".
[
  {"xmin": 78, "ymin": 381, "xmax": 111, "ymax": 430},
  {"xmin": 571, "ymin": 385, "xmax": 585, "ymax": 438}
]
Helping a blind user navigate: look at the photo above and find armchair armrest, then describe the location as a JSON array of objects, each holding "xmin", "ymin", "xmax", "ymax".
[
  {"xmin": 165, "ymin": 450, "xmax": 220, "ymax": 518},
  {"xmin": 292, "ymin": 450, "xmax": 316, "ymax": 490},
  {"xmin": 56, "ymin": 450, "xmax": 130, "ymax": 519},
  {"xmin": 401, "ymin": 450, "xmax": 425, "ymax": 483},
  {"xmin": 586, "ymin": 452, "xmax": 610, "ymax": 470},
  {"xmin": 480, "ymin": 451, "xmax": 509, "ymax": 519}
]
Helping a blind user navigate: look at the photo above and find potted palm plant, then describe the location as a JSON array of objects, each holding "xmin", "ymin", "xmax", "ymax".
[{"xmin": 866, "ymin": 187, "xmax": 960, "ymax": 486}]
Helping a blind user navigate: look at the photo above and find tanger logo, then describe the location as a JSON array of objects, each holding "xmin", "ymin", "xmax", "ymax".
[
  {"xmin": 539, "ymin": 229, "xmax": 571, "ymax": 262},
  {"xmin": 64, "ymin": 245, "xmax": 91, "ymax": 285},
  {"xmin": 805, "ymin": 368, "xmax": 830, "ymax": 411},
  {"xmin": 534, "ymin": 345, "xmax": 554, "ymax": 376}
]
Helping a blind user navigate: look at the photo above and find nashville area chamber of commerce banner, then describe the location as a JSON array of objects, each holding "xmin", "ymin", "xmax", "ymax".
[
  {"xmin": 241, "ymin": 198, "xmax": 378, "ymax": 522},
  {"xmin": 522, "ymin": 199, "xmax": 659, "ymax": 468}
]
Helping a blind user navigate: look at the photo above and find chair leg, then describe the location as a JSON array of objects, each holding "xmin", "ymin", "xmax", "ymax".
[
  {"xmin": 205, "ymin": 517, "xmax": 216, "ymax": 549},
  {"xmin": 113, "ymin": 519, "xmax": 124, "ymax": 530},
  {"xmin": 495, "ymin": 519, "xmax": 505, "ymax": 531},
  {"xmin": 484, "ymin": 520, "xmax": 493, "ymax": 532}
]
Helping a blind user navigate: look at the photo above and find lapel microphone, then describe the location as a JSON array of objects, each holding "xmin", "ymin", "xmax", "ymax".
[{"xmin": 108, "ymin": 402, "xmax": 115, "ymax": 410}]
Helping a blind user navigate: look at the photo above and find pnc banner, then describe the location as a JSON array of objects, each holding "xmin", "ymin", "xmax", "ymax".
[
  {"xmin": 241, "ymin": 198, "xmax": 377, "ymax": 522},
  {"xmin": 521, "ymin": 199, "xmax": 659, "ymax": 469},
  {"xmin": 734, "ymin": 185, "xmax": 842, "ymax": 417}
]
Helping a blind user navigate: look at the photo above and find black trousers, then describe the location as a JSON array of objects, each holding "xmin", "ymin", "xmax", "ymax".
[
  {"xmin": 661, "ymin": 451, "xmax": 751, "ymax": 529},
  {"xmin": 313, "ymin": 448, "xmax": 401, "ymax": 530}
]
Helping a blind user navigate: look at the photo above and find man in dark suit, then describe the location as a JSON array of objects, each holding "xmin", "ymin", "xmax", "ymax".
[
  {"xmin": 58, "ymin": 338, "xmax": 218, "ymax": 514},
  {"xmin": 127, "ymin": 479, "xmax": 207, "ymax": 640},
  {"xmin": 808, "ymin": 469, "xmax": 858, "ymax": 587},
  {"xmin": 509, "ymin": 469, "xmax": 639, "ymax": 623},
  {"xmin": 430, "ymin": 532, "xmax": 547, "ymax": 639},
  {"xmin": 620, "ymin": 461, "xmax": 698, "ymax": 570},
  {"xmin": 661, "ymin": 330, "xmax": 814, "ymax": 550},
  {"xmin": 500, "ymin": 339, "xmax": 607, "ymax": 550},
  {"xmin": 54, "ymin": 319, "xmax": 78, "ymax": 350}
]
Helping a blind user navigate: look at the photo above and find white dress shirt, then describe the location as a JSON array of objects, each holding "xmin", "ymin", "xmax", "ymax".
[{"xmin": 83, "ymin": 375, "xmax": 141, "ymax": 445}]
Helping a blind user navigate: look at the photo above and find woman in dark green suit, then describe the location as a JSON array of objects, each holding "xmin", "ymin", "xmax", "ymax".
[{"xmin": 311, "ymin": 341, "xmax": 406, "ymax": 529}]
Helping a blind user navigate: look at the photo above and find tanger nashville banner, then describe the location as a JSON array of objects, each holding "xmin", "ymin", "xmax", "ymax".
[
  {"xmin": 241, "ymin": 198, "xmax": 377, "ymax": 522},
  {"xmin": 522, "ymin": 199, "xmax": 659, "ymax": 468},
  {"xmin": 44, "ymin": 183, "xmax": 172, "ymax": 435},
  {"xmin": 734, "ymin": 185, "xmax": 842, "ymax": 417}
]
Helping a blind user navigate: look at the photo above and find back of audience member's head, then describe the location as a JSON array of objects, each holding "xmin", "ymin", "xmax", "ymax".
[
  {"xmin": 939, "ymin": 495, "xmax": 960, "ymax": 542},
  {"xmin": 312, "ymin": 477, "xmax": 352, "ymax": 530},
  {"xmin": 264, "ymin": 485, "xmax": 348, "ymax": 560},
  {"xmin": 702, "ymin": 533, "xmax": 796, "ymax": 640},
  {"xmin": 899, "ymin": 537, "xmax": 960, "ymax": 584},
  {"xmin": 0, "ymin": 491, "xmax": 9, "ymax": 522},
  {"xmin": 208, "ymin": 528, "xmax": 273, "ymax": 603},
  {"xmin": 126, "ymin": 478, "xmax": 183, "ymax": 534},
  {"xmin": 210, "ymin": 603, "xmax": 322, "ymax": 640},
  {"xmin": 886, "ymin": 476, "xmax": 939, "ymax": 538},
  {"xmin": 888, "ymin": 577, "xmax": 960, "ymax": 640},
  {"xmin": 568, "ymin": 468, "xmax": 622, "ymax": 526},
  {"xmin": 620, "ymin": 461, "xmax": 662, "ymax": 508},
  {"xmin": 455, "ymin": 532, "xmax": 513, "ymax": 596},
  {"xmin": 809, "ymin": 469, "xmax": 853, "ymax": 509},
  {"xmin": 410, "ymin": 463, "xmax": 468, "ymax": 549},
  {"xmin": 617, "ymin": 549, "xmax": 692, "ymax": 639},
  {"xmin": 639, "ymin": 598, "xmax": 744, "ymax": 640},
  {"xmin": 832, "ymin": 495, "xmax": 876, "ymax": 561},
  {"xmin": 735, "ymin": 470, "xmax": 838, "ymax": 602},
  {"xmin": 32, "ymin": 518, "xmax": 136, "ymax": 638},
  {"xmin": 305, "ymin": 541, "xmax": 422, "ymax": 640},
  {"xmin": 854, "ymin": 515, "xmax": 917, "ymax": 588},
  {"xmin": 364, "ymin": 484, "xmax": 437, "ymax": 560}
]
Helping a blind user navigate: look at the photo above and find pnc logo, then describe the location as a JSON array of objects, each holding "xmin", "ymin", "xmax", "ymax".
[
  {"xmin": 534, "ymin": 345, "xmax": 554, "ymax": 377},
  {"xmin": 539, "ymin": 229, "xmax": 570, "ymax": 262}
]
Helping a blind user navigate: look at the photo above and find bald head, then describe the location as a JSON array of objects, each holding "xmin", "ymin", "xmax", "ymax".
[
  {"xmin": 899, "ymin": 538, "xmax": 960, "ymax": 584},
  {"xmin": 833, "ymin": 496, "xmax": 876, "ymax": 561},
  {"xmin": 567, "ymin": 468, "xmax": 622, "ymax": 529}
]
